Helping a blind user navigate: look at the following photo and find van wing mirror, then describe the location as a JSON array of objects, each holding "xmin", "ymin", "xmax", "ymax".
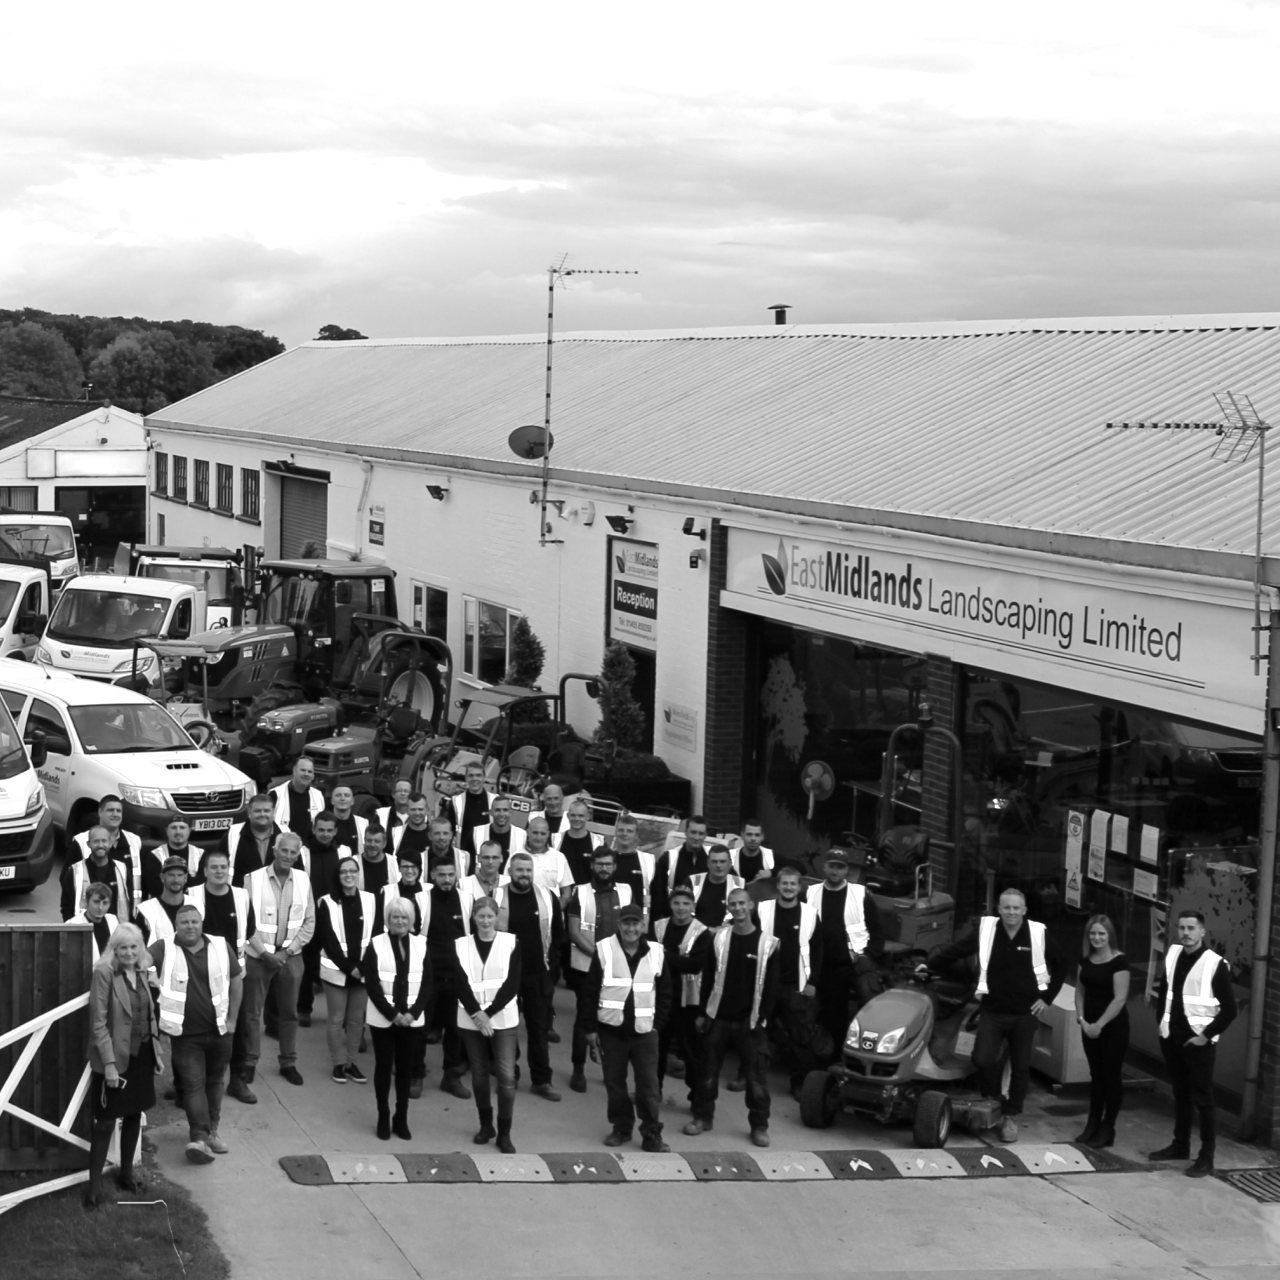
[
  {"xmin": 28, "ymin": 730, "xmax": 47, "ymax": 769},
  {"xmin": 17, "ymin": 612, "xmax": 46, "ymax": 634}
]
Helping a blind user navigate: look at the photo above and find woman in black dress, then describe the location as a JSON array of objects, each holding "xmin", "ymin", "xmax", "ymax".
[
  {"xmin": 1074, "ymin": 914, "xmax": 1130, "ymax": 1148},
  {"xmin": 85, "ymin": 922, "xmax": 162, "ymax": 1207}
]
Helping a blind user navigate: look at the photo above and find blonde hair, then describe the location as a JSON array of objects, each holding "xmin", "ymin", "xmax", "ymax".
[
  {"xmin": 385, "ymin": 898, "xmax": 415, "ymax": 927},
  {"xmin": 1082, "ymin": 914, "xmax": 1120, "ymax": 958},
  {"xmin": 96, "ymin": 922, "xmax": 147, "ymax": 975}
]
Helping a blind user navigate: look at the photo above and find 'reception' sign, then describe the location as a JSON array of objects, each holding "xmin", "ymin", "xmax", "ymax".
[
  {"xmin": 723, "ymin": 526, "xmax": 1263, "ymax": 734},
  {"xmin": 609, "ymin": 538, "xmax": 658, "ymax": 651}
]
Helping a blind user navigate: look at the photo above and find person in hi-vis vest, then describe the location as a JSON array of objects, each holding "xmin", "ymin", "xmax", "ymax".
[
  {"xmin": 148, "ymin": 903, "xmax": 244, "ymax": 1165},
  {"xmin": 925, "ymin": 888, "xmax": 1065, "ymax": 1144},
  {"xmin": 580, "ymin": 902, "xmax": 673, "ymax": 1152},
  {"xmin": 1148, "ymin": 909, "xmax": 1237, "ymax": 1176}
]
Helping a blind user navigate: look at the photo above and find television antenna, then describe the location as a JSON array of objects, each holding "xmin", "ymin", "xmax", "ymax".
[
  {"xmin": 511, "ymin": 256, "xmax": 639, "ymax": 546},
  {"xmin": 1107, "ymin": 391, "xmax": 1271, "ymax": 671}
]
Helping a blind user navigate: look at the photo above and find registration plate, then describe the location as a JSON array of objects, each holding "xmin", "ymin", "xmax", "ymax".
[
  {"xmin": 192, "ymin": 817, "xmax": 233, "ymax": 832},
  {"xmin": 0, "ymin": 866, "xmax": 14, "ymax": 880}
]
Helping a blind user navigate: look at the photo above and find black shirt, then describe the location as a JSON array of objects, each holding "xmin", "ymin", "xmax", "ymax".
[
  {"xmin": 653, "ymin": 845, "xmax": 709, "ymax": 920},
  {"xmin": 360, "ymin": 855, "xmax": 392, "ymax": 897},
  {"xmin": 396, "ymin": 825, "xmax": 431, "ymax": 870},
  {"xmin": 333, "ymin": 814, "xmax": 362, "ymax": 850},
  {"xmin": 504, "ymin": 887, "xmax": 551, "ymax": 974},
  {"xmin": 200, "ymin": 888, "xmax": 256, "ymax": 953},
  {"xmin": 228, "ymin": 824, "xmax": 278, "ymax": 887},
  {"xmin": 1079, "ymin": 953, "xmax": 1129, "ymax": 1024},
  {"xmin": 560, "ymin": 833, "xmax": 598, "ymax": 884},
  {"xmin": 694, "ymin": 879, "xmax": 731, "ymax": 928},
  {"xmin": 91, "ymin": 915, "xmax": 112, "ymax": 954},
  {"xmin": 770, "ymin": 899, "xmax": 824, "ymax": 988},
  {"xmin": 613, "ymin": 851, "xmax": 650, "ymax": 912},
  {"xmin": 307, "ymin": 842, "xmax": 344, "ymax": 902},
  {"xmin": 425, "ymin": 885, "xmax": 466, "ymax": 959},
  {"xmin": 701, "ymin": 927, "xmax": 779, "ymax": 1023},
  {"xmin": 60, "ymin": 857, "xmax": 126, "ymax": 921},
  {"xmin": 459, "ymin": 791, "xmax": 489, "ymax": 854},
  {"xmin": 286, "ymin": 787, "xmax": 314, "ymax": 846},
  {"xmin": 736, "ymin": 849, "xmax": 769, "ymax": 881},
  {"xmin": 816, "ymin": 884, "xmax": 885, "ymax": 967},
  {"xmin": 931, "ymin": 919, "xmax": 1066, "ymax": 1016},
  {"xmin": 138, "ymin": 897, "xmax": 184, "ymax": 944}
]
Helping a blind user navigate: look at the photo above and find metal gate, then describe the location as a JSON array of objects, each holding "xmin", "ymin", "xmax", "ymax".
[{"xmin": 280, "ymin": 475, "xmax": 328, "ymax": 558}]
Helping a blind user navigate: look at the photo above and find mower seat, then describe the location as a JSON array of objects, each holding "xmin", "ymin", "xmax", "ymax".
[{"xmin": 383, "ymin": 705, "xmax": 420, "ymax": 745}]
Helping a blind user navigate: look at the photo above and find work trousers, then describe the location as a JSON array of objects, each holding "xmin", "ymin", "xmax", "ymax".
[
  {"xmin": 460, "ymin": 1027, "xmax": 518, "ymax": 1120},
  {"xmin": 1082, "ymin": 1015, "xmax": 1129, "ymax": 1128},
  {"xmin": 297, "ymin": 936, "xmax": 322, "ymax": 1015},
  {"xmin": 973, "ymin": 1010, "xmax": 1038, "ymax": 1116},
  {"xmin": 1161, "ymin": 1033, "xmax": 1218, "ymax": 1157},
  {"xmin": 658, "ymin": 1004, "xmax": 704, "ymax": 1101},
  {"xmin": 170, "ymin": 1031, "xmax": 233, "ymax": 1143},
  {"xmin": 567, "ymin": 967, "xmax": 592, "ymax": 1065},
  {"xmin": 516, "ymin": 971, "xmax": 555, "ymax": 1086},
  {"xmin": 371, "ymin": 1025, "xmax": 416, "ymax": 1118},
  {"xmin": 697, "ymin": 1019, "xmax": 770, "ymax": 1130},
  {"xmin": 323, "ymin": 981, "xmax": 369, "ymax": 1067},
  {"xmin": 599, "ymin": 1024, "xmax": 664, "ymax": 1139},
  {"xmin": 768, "ymin": 983, "xmax": 817, "ymax": 1089},
  {"xmin": 424, "ymin": 975, "xmax": 467, "ymax": 1081},
  {"xmin": 242, "ymin": 953, "xmax": 304, "ymax": 1070}
]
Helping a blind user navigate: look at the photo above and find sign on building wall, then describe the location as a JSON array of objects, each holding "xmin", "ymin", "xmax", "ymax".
[
  {"xmin": 661, "ymin": 701, "xmax": 698, "ymax": 752},
  {"xmin": 369, "ymin": 503, "xmax": 385, "ymax": 546},
  {"xmin": 608, "ymin": 537, "xmax": 658, "ymax": 651},
  {"xmin": 723, "ymin": 525, "xmax": 1264, "ymax": 735}
]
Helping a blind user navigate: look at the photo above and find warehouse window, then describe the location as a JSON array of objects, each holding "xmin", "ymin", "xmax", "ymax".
[
  {"xmin": 173, "ymin": 456, "xmax": 188, "ymax": 501},
  {"xmin": 241, "ymin": 468, "xmax": 260, "ymax": 521},
  {"xmin": 193, "ymin": 460, "xmax": 209, "ymax": 507},
  {"xmin": 412, "ymin": 581, "xmax": 448, "ymax": 640},
  {"xmin": 154, "ymin": 451, "xmax": 168, "ymax": 496},
  {"xmin": 0, "ymin": 487, "xmax": 37, "ymax": 511},
  {"xmin": 463, "ymin": 597, "xmax": 515, "ymax": 685},
  {"xmin": 215, "ymin": 464, "xmax": 233, "ymax": 513}
]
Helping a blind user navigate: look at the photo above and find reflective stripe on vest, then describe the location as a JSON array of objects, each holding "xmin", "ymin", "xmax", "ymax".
[
  {"xmin": 704, "ymin": 926, "xmax": 778, "ymax": 1029},
  {"xmin": 690, "ymin": 872, "xmax": 745, "ymax": 925},
  {"xmin": 806, "ymin": 882, "xmax": 871, "ymax": 957},
  {"xmin": 247, "ymin": 867, "xmax": 308, "ymax": 952},
  {"xmin": 1159, "ymin": 945, "xmax": 1224, "ymax": 1041},
  {"xmin": 157, "ymin": 937, "xmax": 231, "ymax": 1036},
  {"xmin": 136, "ymin": 898, "xmax": 176, "ymax": 944},
  {"xmin": 318, "ymin": 892, "xmax": 375, "ymax": 983},
  {"xmin": 571, "ymin": 883, "xmax": 632, "ymax": 971},
  {"xmin": 497, "ymin": 884, "xmax": 553, "ymax": 967},
  {"xmin": 597, "ymin": 936, "xmax": 664, "ymax": 1033},
  {"xmin": 72, "ymin": 859, "xmax": 128, "ymax": 919},
  {"xmin": 366, "ymin": 932, "xmax": 428, "ymax": 1029},
  {"xmin": 184, "ymin": 885, "xmax": 249, "ymax": 960},
  {"xmin": 731, "ymin": 845, "xmax": 775, "ymax": 877},
  {"xmin": 975, "ymin": 916, "xmax": 1049, "ymax": 995},
  {"xmin": 654, "ymin": 916, "xmax": 708, "ymax": 1006},
  {"xmin": 757, "ymin": 899, "xmax": 817, "ymax": 989},
  {"xmin": 71, "ymin": 912, "xmax": 119, "ymax": 964},
  {"xmin": 78, "ymin": 831, "xmax": 142, "ymax": 910},
  {"xmin": 455, "ymin": 932, "xmax": 519, "ymax": 1032}
]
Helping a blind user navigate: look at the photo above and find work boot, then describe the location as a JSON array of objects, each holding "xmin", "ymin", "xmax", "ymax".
[
  {"xmin": 727, "ymin": 1074, "xmax": 747, "ymax": 1093},
  {"xmin": 667, "ymin": 1058, "xmax": 686, "ymax": 1079},
  {"xmin": 474, "ymin": 1109, "xmax": 496, "ymax": 1144},
  {"xmin": 392, "ymin": 1110, "xmax": 412, "ymax": 1141},
  {"xmin": 496, "ymin": 1119, "xmax": 516, "ymax": 1154},
  {"xmin": 569, "ymin": 1066, "xmax": 587, "ymax": 1093},
  {"xmin": 682, "ymin": 1118, "xmax": 712, "ymax": 1136},
  {"xmin": 998, "ymin": 1116, "xmax": 1018, "ymax": 1143},
  {"xmin": 531, "ymin": 1083, "xmax": 562, "ymax": 1102},
  {"xmin": 207, "ymin": 1128, "xmax": 229, "ymax": 1154},
  {"xmin": 547, "ymin": 1027, "xmax": 561, "ymax": 1043},
  {"xmin": 603, "ymin": 1129, "xmax": 631, "ymax": 1147},
  {"xmin": 641, "ymin": 1134, "xmax": 671, "ymax": 1154},
  {"xmin": 185, "ymin": 1140, "xmax": 215, "ymax": 1164},
  {"xmin": 1147, "ymin": 1142, "xmax": 1190, "ymax": 1161},
  {"xmin": 1186, "ymin": 1153, "xmax": 1215, "ymax": 1178},
  {"xmin": 408, "ymin": 1076, "xmax": 425, "ymax": 1100},
  {"xmin": 226, "ymin": 1075, "xmax": 258, "ymax": 1105},
  {"xmin": 441, "ymin": 1074, "xmax": 472, "ymax": 1100},
  {"xmin": 750, "ymin": 1128, "xmax": 771, "ymax": 1148}
]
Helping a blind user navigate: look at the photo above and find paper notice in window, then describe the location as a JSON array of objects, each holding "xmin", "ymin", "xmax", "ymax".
[
  {"xmin": 1133, "ymin": 869, "xmax": 1159, "ymax": 901},
  {"xmin": 1140, "ymin": 824, "xmax": 1160, "ymax": 865},
  {"xmin": 1064, "ymin": 810, "xmax": 1085, "ymax": 907},
  {"xmin": 1088, "ymin": 810, "xmax": 1109, "ymax": 881},
  {"xmin": 1110, "ymin": 814, "xmax": 1129, "ymax": 855}
]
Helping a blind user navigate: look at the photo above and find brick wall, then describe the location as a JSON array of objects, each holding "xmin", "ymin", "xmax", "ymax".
[
  {"xmin": 919, "ymin": 656, "xmax": 960, "ymax": 891},
  {"xmin": 702, "ymin": 520, "xmax": 751, "ymax": 830}
]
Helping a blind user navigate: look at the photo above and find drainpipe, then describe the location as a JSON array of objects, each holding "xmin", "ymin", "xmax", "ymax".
[
  {"xmin": 1240, "ymin": 606, "xmax": 1279, "ymax": 1141},
  {"xmin": 354, "ymin": 460, "xmax": 374, "ymax": 556}
]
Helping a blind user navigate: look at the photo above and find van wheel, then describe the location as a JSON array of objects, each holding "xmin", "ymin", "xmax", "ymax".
[
  {"xmin": 799, "ymin": 1070, "xmax": 839, "ymax": 1129},
  {"xmin": 912, "ymin": 1091, "xmax": 952, "ymax": 1148}
]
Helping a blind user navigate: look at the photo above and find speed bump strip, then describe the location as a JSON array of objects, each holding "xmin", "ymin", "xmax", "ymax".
[{"xmin": 280, "ymin": 1144, "xmax": 1116, "ymax": 1185}]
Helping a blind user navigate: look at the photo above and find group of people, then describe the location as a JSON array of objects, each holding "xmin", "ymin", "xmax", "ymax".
[{"xmin": 77, "ymin": 764, "xmax": 1236, "ymax": 1205}]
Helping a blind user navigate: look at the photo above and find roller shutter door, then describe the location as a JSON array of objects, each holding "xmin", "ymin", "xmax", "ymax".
[{"xmin": 279, "ymin": 475, "xmax": 328, "ymax": 558}]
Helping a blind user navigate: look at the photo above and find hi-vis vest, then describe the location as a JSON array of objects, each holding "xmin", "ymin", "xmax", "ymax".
[
  {"xmin": 806, "ymin": 882, "xmax": 870, "ymax": 958},
  {"xmin": 76, "ymin": 829, "xmax": 142, "ymax": 911},
  {"xmin": 246, "ymin": 866, "xmax": 311, "ymax": 953},
  {"xmin": 447, "ymin": 788, "xmax": 493, "ymax": 830},
  {"xmin": 730, "ymin": 844, "xmax": 775, "ymax": 877},
  {"xmin": 416, "ymin": 884, "xmax": 476, "ymax": 938},
  {"xmin": 616, "ymin": 849, "xmax": 656, "ymax": 917},
  {"xmin": 570, "ymin": 883, "xmax": 632, "ymax": 971},
  {"xmin": 705, "ymin": 926, "xmax": 778, "ymax": 1029},
  {"xmin": 654, "ymin": 916, "xmax": 708, "ymax": 1006},
  {"xmin": 497, "ymin": 883, "xmax": 554, "ymax": 967},
  {"xmin": 227, "ymin": 823, "xmax": 279, "ymax": 882},
  {"xmin": 690, "ymin": 872, "xmax": 745, "ymax": 924},
  {"xmin": 455, "ymin": 932, "xmax": 519, "ymax": 1031},
  {"xmin": 976, "ymin": 916, "xmax": 1049, "ymax": 996},
  {"xmin": 299, "ymin": 841, "xmax": 353, "ymax": 884},
  {"xmin": 70, "ymin": 911, "xmax": 119, "ymax": 963},
  {"xmin": 70, "ymin": 859, "xmax": 130, "ymax": 921},
  {"xmin": 366, "ymin": 932, "xmax": 429, "ymax": 1029},
  {"xmin": 271, "ymin": 782, "xmax": 324, "ymax": 834},
  {"xmin": 553, "ymin": 827, "xmax": 604, "ymax": 854},
  {"xmin": 461, "ymin": 874, "xmax": 509, "ymax": 905},
  {"xmin": 471, "ymin": 823, "xmax": 527, "ymax": 862},
  {"xmin": 597, "ymin": 936, "xmax": 665, "ymax": 1033},
  {"xmin": 318, "ymin": 891, "xmax": 376, "ymax": 984},
  {"xmin": 757, "ymin": 899, "xmax": 818, "ymax": 989},
  {"xmin": 136, "ymin": 897, "xmax": 177, "ymax": 944},
  {"xmin": 531, "ymin": 810, "xmax": 570, "ymax": 838},
  {"xmin": 157, "ymin": 936, "xmax": 232, "ymax": 1036},
  {"xmin": 184, "ymin": 885, "xmax": 250, "ymax": 960},
  {"xmin": 376, "ymin": 804, "xmax": 408, "ymax": 831},
  {"xmin": 665, "ymin": 846, "xmax": 708, "ymax": 898},
  {"xmin": 1160, "ymin": 945, "xmax": 1225, "ymax": 1041}
]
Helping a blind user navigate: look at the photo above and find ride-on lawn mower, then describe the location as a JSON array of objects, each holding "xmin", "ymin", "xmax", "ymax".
[{"xmin": 799, "ymin": 958, "xmax": 1004, "ymax": 1147}]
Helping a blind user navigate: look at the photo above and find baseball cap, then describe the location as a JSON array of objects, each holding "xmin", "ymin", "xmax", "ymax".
[
  {"xmin": 617, "ymin": 904, "xmax": 644, "ymax": 922},
  {"xmin": 669, "ymin": 884, "xmax": 696, "ymax": 902},
  {"xmin": 162, "ymin": 856, "xmax": 189, "ymax": 874}
]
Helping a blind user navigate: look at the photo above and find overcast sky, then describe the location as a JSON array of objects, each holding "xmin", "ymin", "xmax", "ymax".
[{"xmin": 3, "ymin": 1, "xmax": 1279, "ymax": 346}]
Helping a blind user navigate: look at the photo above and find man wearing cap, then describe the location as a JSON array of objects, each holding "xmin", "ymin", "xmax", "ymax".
[
  {"xmin": 807, "ymin": 849, "xmax": 884, "ymax": 1056},
  {"xmin": 581, "ymin": 902, "xmax": 672, "ymax": 1152},
  {"xmin": 137, "ymin": 856, "xmax": 192, "ymax": 945}
]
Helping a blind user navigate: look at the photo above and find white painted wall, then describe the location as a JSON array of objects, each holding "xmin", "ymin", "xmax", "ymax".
[{"xmin": 0, "ymin": 405, "xmax": 147, "ymax": 507}]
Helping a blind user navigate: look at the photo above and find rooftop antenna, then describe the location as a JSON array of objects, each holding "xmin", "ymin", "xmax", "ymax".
[
  {"xmin": 510, "ymin": 256, "xmax": 639, "ymax": 546},
  {"xmin": 1107, "ymin": 391, "xmax": 1270, "ymax": 672}
]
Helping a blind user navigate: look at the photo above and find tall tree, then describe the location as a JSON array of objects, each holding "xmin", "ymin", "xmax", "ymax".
[{"xmin": 0, "ymin": 321, "xmax": 84, "ymax": 398}]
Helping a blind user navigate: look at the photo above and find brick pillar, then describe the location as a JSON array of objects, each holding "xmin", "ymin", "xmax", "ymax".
[
  {"xmin": 920, "ymin": 656, "xmax": 960, "ymax": 891},
  {"xmin": 702, "ymin": 519, "xmax": 750, "ymax": 831},
  {"xmin": 1258, "ymin": 883, "xmax": 1280, "ymax": 1146}
]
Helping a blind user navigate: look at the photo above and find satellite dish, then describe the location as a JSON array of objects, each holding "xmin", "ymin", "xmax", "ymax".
[
  {"xmin": 508, "ymin": 425, "xmax": 554, "ymax": 460},
  {"xmin": 800, "ymin": 760, "xmax": 836, "ymax": 819}
]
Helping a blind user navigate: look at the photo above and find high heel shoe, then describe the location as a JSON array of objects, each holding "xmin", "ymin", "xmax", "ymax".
[
  {"xmin": 1073, "ymin": 1117, "xmax": 1101, "ymax": 1144},
  {"xmin": 376, "ymin": 1112, "xmax": 391, "ymax": 1141}
]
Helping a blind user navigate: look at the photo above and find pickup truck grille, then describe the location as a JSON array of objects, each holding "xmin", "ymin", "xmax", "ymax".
[{"xmin": 172, "ymin": 789, "xmax": 242, "ymax": 814}]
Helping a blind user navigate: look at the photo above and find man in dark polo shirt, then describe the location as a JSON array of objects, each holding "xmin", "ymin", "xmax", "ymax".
[{"xmin": 423, "ymin": 860, "xmax": 471, "ymax": 1099}]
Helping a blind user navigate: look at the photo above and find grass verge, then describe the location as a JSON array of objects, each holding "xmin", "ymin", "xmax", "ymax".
[{"xmin": 0, "ymin": 1160, "xmax": 230, "ymax": 1280}]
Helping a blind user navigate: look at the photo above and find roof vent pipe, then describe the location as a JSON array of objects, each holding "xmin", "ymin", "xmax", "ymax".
[{"xmin": 767, "ymin": 304, "xmax": 791, "ymax": 325}]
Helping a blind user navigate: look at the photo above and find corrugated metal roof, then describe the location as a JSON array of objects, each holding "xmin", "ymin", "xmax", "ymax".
[{"xmin": 148, "ymin": 315, "xmax": 1280, "ymax": 560}]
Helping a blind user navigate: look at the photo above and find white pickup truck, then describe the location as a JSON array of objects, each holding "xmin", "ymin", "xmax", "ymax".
[{"xmin": 35, "ymin": 574, "xmax": 210, "ymax": 689}]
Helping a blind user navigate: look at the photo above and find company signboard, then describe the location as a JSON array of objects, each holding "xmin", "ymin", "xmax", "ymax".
[
  {"xmin": 609, "ymin": 538, "xmax": 658, "ymax": 651},
  {"xmin": 723, "ymin": 526, "xmax": 1263, "ymax": 734}
]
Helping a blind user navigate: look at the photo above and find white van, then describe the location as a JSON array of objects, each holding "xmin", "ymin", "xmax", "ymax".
[
  {"xmin": 0, "ymin": 677, "xmax": 53, "ymax": 892},
  {"xmin": 36, "ymin": 574, "xmax": 203, "ymax": 688},
  {"xmin": 0, "ymin": 662, "xmax": 253, "ymax": 853},
  {"xmin": 0, "ymin": 565, "xmax": 50, "ymax": 660},
  {"xmin": 0, "ymin": 513, "xmax": 80, "ymax": 591}
]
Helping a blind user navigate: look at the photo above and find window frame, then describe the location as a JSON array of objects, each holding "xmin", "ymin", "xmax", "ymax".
[
  {"xmin": 215, "ymin": 463, "xmax": 234, "ymax": 513},
  {"xmin": 192, "ymin": 459, "xmax": 210, "ymax": 508},
  {"xmin": 462, "ymin": 595, "xmax": 517, "ymax": 685},
  {"xmin": 154, "ymin": 451, "xmax": 169, "ymax": 496},
  {"xmin": 240, "ymin": 467, "xmax": 260, "ymax": 521},
  {"xmin": 172, "ymin": 456, "xmax": 188, "ymax": 502}
]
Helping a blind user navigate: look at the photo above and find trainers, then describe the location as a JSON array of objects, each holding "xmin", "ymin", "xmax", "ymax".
[
  {"xmin": 569, "ymin": 1068, "xmax": 587, "ymax": 1093},
  {"xmin": 998, "ymin": 1116, "xmax": 1019, "ymax": 1143},
  {"xmin": 750, "ymin": 1128, "xmax": 770, "ymax": 1148},
  {"xmin": 531, "ymin": 1083, "xmax": 562, "ymax": 1102},
  {"xmin": 280, "ymin": 1066, "xmax": 304, "ymax": 1086},
  {"xmin": 682, "ymin": 1118, "xmax": 712, "ymax": 1136},
  {"xmin": 1186, "ymin": 1155, "xmax": 1215, "ymax": 1178},
  {"xmin": 603, "ymin": 1129, "xmax": 631, "ymax": 1147},
  {"xmin": 226, "ymin": 1076, "xmax": 257, "ymax": 1105},
  {"xmin": 331, "ymin": 1065, "xmax": 348, "ymax": 1084},
  {"xmin": 185, "ymin": 1140, "xmax": 215, "ymax": 1164},
  {"xmin": 1147, "ymin": 1142, "xmax": 1190, "ymax": 1161},
  {"xmin": 344, "ymin": 1063, "xmax": 367, "ymax": 1084},
  {"xmin": 207, "ymin": 1129, "xmax": 229, "ymax": 1154}
]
